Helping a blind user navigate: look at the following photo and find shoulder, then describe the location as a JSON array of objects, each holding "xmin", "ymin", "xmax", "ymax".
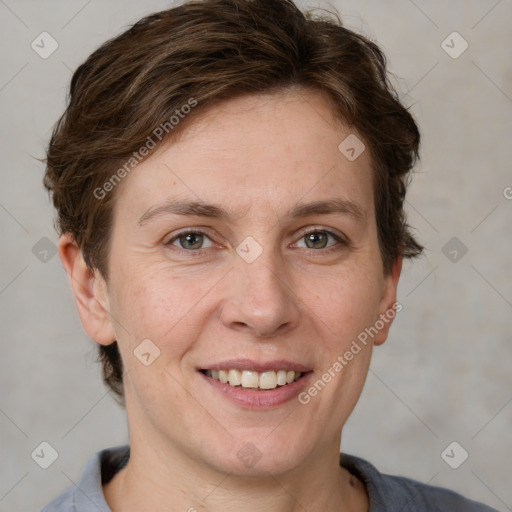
[
  {"xmin": 39, "ymin": 445, "xmax": 129, "ymax": 512},
  {"xmin": 39, "ymin": 488, "xmax": 77, "ymax": 512},
  {"xmin": 340, "ymin": 453, "xmax": 498, "ymax": 512},
  {"xmin": 375, "ymin": 473, "xmax": 498, "ymax": 511}
]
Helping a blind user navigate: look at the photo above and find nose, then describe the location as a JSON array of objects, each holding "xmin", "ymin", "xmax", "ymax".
[{"xmin": 219, "ymin": 252, "xmax": 301, "ymax": 339}]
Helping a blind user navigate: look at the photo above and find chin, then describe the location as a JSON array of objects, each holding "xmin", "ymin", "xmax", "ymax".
[{"xmin": 196, "ymin": 429, "xmax": 316, "ymax": 477}]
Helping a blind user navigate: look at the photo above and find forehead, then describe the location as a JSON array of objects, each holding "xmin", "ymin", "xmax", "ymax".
[{"xmin": 113, "ymin": 88, "xmax": 374, "ymax": 223}]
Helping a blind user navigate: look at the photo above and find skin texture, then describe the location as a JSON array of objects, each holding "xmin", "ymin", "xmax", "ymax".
[{"xmin": 59, "ymin": 88, "xmax": 401, "ymax": 512}]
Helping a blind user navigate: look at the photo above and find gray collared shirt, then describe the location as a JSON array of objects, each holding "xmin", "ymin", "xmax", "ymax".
[{"xmin": 39, "ymin": 445, "xmax": 498, "ymax": 511}]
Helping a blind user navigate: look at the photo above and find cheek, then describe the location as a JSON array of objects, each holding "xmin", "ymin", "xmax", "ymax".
[
  {"xmin": 108, "ymin": 268, "xmax": 215, "ymax": 365},
  {"xmin": 304, "ymin": 264, "xmax": 384, "ymax": 349},
  {"xmin": 297, "ymin": 269, "xmax": 381, "ymax": 425}
]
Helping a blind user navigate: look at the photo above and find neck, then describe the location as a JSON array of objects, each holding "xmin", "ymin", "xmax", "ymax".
[{"xmin": 103, "ymin": 434, "xmax": 368, "ymax": 512}]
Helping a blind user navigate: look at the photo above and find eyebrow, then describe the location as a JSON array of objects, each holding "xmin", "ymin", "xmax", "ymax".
[
  {"xmin": 287, "ymin": 198, "xmax": 366, "ymax": 222},
  {"xmin": 137, "ymin": 197, "xmax": 366, "ymax": 227}
]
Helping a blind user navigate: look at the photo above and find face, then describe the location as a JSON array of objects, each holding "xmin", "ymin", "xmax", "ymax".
[{"xmin": 68, "ymin": 88, "xmax": 400, "ymax": 477}]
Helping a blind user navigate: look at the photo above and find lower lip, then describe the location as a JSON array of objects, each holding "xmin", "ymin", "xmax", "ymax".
[{"xmin": 199, "ymin": 372, "xmax": 313, "ymax": 409}]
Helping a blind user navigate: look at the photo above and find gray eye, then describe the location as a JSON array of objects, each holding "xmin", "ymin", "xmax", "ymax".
[
  {"xmin": 171, "ymin": 232, "xmax": 214, "ymax": 250},
  {"xmin": 305, "ymin": 232, "xmax": 328, "ymax": 249},
  {"xmin": 180, "ymin": 233, "xmax": 204, "ymax": 249}
]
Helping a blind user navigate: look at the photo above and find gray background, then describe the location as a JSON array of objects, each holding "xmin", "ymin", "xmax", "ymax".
[{"xmin": 1, "ymin": 0, "xmax": 511, "ymax": 510}]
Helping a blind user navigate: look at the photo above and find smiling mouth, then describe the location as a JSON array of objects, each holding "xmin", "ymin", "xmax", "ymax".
[{"xmin": 200, "ymin": 369, "xmax": 307, "ymax": 390}]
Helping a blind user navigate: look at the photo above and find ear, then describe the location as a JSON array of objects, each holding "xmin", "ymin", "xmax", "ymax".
[
  {"xmin": 58, "ymin": 233, "xmax": 116, "ymax": 346},
  {"xmin": 373, "ymin": 256, "xmax": 402, "ymax": 346}
]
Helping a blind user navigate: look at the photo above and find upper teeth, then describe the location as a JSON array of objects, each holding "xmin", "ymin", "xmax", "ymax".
[{"xmin": 205, "ymin": 369, "xmax": 302, "ymax": 390}]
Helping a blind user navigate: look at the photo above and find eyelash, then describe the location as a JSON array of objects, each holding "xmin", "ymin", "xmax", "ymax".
[{"xmin": 165, "ymin": 227, "xmax": 349, "ymax": 256}]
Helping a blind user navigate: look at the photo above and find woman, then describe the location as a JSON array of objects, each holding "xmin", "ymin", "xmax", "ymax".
[{"xmin": 41, "ymin": 0, "xmax": 498, "ymax": 510}]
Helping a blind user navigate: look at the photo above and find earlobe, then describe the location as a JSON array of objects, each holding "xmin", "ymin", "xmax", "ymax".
[
  {"xmin": 373, "ymin": 256, "xmax": 402, "ymax": 346},
  {"xmin": 58, "ymin": 233, "xmax": 116, "ymax": 346}
]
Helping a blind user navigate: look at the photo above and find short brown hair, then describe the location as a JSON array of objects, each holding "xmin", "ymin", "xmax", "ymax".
[{"xmin": 44, "ymin": 0, "xmax": 423, "ymax": 403}]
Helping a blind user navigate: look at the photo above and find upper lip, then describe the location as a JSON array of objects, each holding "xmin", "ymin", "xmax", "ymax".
[{"xmin": 199, "ymin": 359, "xmax": 312, "ymax": 373}]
